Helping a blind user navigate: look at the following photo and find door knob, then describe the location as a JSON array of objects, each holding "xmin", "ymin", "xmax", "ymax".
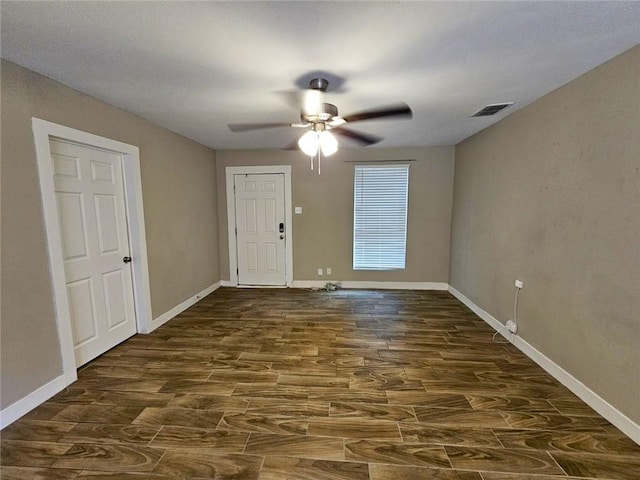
[
  {"xmin": 123, "ymin": 256, "xmax": 132, "ymax": 263},
  {"xmin": 280, "ymin": 235, "xmax": 284, "ymax": 240}
]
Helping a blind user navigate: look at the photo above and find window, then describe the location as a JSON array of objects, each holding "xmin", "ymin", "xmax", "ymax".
[{"xmin": 353, "ymin": 164, "xmax": 409, "ymax": 270}]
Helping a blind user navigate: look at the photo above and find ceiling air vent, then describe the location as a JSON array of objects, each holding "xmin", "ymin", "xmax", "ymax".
[{"xmin": 471, "ymin": 102, "xmax": 514, "ymax": 117}]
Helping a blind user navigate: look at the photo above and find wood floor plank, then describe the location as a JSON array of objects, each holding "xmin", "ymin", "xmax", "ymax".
[
  {"xmin": 152, "ymin": 451, "xmax": 263, "ymax": 479},
  {"xmin": 345, "ymin": 439, "xmax": 450, "ymax": 468},
  {"xmin": 494, "ymin": 429, "xmax": 603, "ymax": 453},
  {"xmin": 330, "ymin": 402, "xmax": 417, "ymax": 421},
  {"xmin": 48, "ymin": 387, "xmax": 102, "ymax": 405},
  {"xmin": 1, "ymin": 420, "xmax": 77, "ymax": 442},
  {"xmin": 218, "ymin": 412, "xmax": 308, "ymax": 435},
  {"xmin": 132, "ymin": 406, "xmax": 223, "ymax": 429},
  {"xmin": 166, "ymin": 393, "xmax": 250, "ymax": 411},
  {"xmin": 400, "ymin": 424, "xmax": 501, "ymax": 448},
  {"xmin": 21, "ymin": 404, "xmax": 68, "ymax": 421},
  {"xmin": 308, "ymin": 417, "xmax": 402, "ymax": 441},
  {"xmin": 479, "ymin": 473, "xmax": 585, "ymax": 480},
  {"xmin": 231, "ymin": 383, "xmax": 309, "ymax": 400},
  {"xmin": 445, "ymin": 446, "xmax": 565, "ymax": 475},
  {"xmin": 465, "ymin": 394, "xmax": 557, "ymax": 413},
  {"xmin": 500, "ymin": 411, "xmax": 607, "ymax": 432},
  {"xmin": 208, "ymin": 370, "xmax": 279, "ymax": 384},
  {"xmin": 413, "ymin": 407, "xmax": 509, "ymax": 428},
  {"xmin": 158, "ymin": 379, "xmax": 236, "ymax": 395},
  {"xmin": 51, "ymin": 444, "xmax": 164, "ymax": 472},
  {"xmin": 246, "ymin": 399, "xmax": 330, "ymax": 417},
  {"xmin": 74, "ymin": 472, "xmax": 173, "ymax": 479},
  {"xmin": 93, "ymin": 391, "xmax": 175, "ymax": 407},
  {"xmin": 369, "ymin": 464, "xmax": 481, "ymax": 480},
  {"xmin": 59, "ymin": 423, "xmax": 161, "ymax": 445},
  {"xmin": 259, "ymin": 456, "xmax": 370, "ymax": 480},
  {"xmin": 75, "ymin": 377, "xmax": 168, "ymax": 393},
  {"xmin": 550, "ymin": 451, "xmax": 640, "ymax": 480},
  {"xmin": 278, "ymin": 373, "xmax": 350, "ymax": 388},
  {"xmin": 244, "ymin": 433, "xmax": 344, "ymax": 460},
  {"xmin": 0, "ymin": 440, "xmax": 73, "ymax": 467},
  {"xmin": 386, "ymin": 391, "xmax": 471, "ymax": 409},
  {"xmin": 51, "ymin": 405, "xmax": 144, "ymax": 424},
  {"xmin": 591, "ymin": 433, "xmax": 640, "ymax": 456},
  {"xmin": 0, "ymin": 466, "xmax": 81, "ymax": 480},
  {"xmin": 148, "ymin": 426, "xmax": 249, "ymax": 451},
  {"xmin": 307, "ymin": 387, "xmax": 389, "ymax": 404}
]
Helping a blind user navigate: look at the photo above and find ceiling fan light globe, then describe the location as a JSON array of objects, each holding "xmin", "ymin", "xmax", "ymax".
[
  {"xmin": 319, "ymin": 131, "xmax": 338, "ymax": 156},
  {"xmin": 298, "ymin": 130, "xmax": 320, "ymax": 156}
]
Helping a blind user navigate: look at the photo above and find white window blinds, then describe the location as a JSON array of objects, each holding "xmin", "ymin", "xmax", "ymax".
[{"xmin": 353, "ymin": 165, "xmax": 409, "ymax": 270}]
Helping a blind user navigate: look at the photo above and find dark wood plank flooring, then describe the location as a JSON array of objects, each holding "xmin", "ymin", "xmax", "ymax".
[{"xmin": 2, "ymin": 288, "xmax": 639, "ymax": 479}]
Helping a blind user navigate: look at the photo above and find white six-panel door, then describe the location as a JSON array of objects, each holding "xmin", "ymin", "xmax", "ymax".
[
  {"xmin": 234, "ymin": 173, "xmax": 286, "ymax": 286},
  {"xmin": 50, "ymin": 139, "xmax": 137, "ymax": 366}
]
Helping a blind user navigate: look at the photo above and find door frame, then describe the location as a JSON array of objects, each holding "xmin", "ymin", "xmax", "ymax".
[
  {"xmin": 225, "ymin": 165, "xmax": 293, "ymax": 287},
  {"xmin": 32, "ymin": 118, "xmax": 153, "ymax": 385}
]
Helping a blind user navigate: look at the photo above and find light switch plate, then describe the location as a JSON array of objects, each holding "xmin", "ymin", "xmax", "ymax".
[{"xmin": 295, "ymin": 207, "xmax": 302, "ymax": 214}]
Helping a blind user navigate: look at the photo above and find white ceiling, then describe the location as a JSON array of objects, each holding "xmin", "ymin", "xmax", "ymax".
[{"xmin": 2, "ymin": 1, "xmax": 639, "ymax": 150}]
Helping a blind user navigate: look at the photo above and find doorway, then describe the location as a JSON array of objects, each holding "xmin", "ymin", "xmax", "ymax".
[
  {"xmin": 48, "ymin": 138, "xmax": 138, "ymax": 366},
  {"xmin": 33, "ymin": 119, "xmax": 152, "ymax": 383},
  {"xmin": 226, "ymin": 166, "xmax": 293, "ymax": 287}
]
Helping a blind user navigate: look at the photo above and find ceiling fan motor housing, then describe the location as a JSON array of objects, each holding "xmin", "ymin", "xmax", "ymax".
[
  {"xmin": 309, "ymin": 78, "xmax": 329, "ymax": 91},
  {"xmin": 303, "ymin": 103, "xmax": 338, "ymax": 123}
]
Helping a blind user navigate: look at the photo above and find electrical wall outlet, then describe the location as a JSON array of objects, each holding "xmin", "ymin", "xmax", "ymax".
[
  {"xmin": 326, "ymin": 267, "xmax": 332, "ymax": 275},
  {"xmin": 515, "ymin": 279, "xmax": 524, "ymax": 289},
  {"xmin": 317, "ymin": 268, "xmax": 323, "ymax": 276},
  {"xmin": 506, "ymin": 320, "xmax": 518, "ymax": 334}
]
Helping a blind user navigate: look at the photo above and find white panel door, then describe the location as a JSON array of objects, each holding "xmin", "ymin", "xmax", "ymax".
[
  {"xmin": 234, "ymin": 173, "xmax": 286, "ymax": 285},
  {"xmin": 50, "ymin": 139, "xmax": 137, "ymax": 366}
]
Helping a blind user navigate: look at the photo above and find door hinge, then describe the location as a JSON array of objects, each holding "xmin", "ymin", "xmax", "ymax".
[{"xmin": 236, "ymin": 268, "xmax": 239, "ymax": 275}]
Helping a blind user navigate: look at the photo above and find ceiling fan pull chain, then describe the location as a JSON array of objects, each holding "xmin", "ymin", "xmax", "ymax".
[
  {"xmin": 318, "ymin": 150, "xmax": 322, "ymax": 175},
  {"xmin": 310, "ymin": 155, "xmax": 314, "ymax": 171}
]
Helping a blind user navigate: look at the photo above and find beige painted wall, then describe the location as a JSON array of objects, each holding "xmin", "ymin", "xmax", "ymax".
[
  {"xmin": 1, "ymin": 60, "xmax": 219, "ymax": 408},
  {"xmin": 450, "ymin": 46, "xmax": 640, "ymax": 422},
  {"xmin": 216, "ymin": 147, "xmax": 454, "ymax": 283}
]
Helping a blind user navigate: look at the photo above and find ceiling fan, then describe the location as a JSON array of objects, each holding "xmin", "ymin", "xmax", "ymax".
[{"xmin": 228, "ymin": 78, "xmax": 412, "ymax": 172}]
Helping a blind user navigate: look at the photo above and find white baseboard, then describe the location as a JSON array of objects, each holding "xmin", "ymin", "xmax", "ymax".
[
  {"xmin": 1, "ymin": 374, "xmax": 69, "ymax": 429},
  {"xmin": 448, "ymin": 285, "xmax": 640, "ymax": 446},
  {"xmin": 149, "ymin": 282, "xmax": 221, "ymax": 331},
  {"xmin": 292, "ymin": 280, "xmax": 448, "ymax": 290},
  {"xmin": 220, "ymin": 280, "xmax": 235, "ymax": 287}
]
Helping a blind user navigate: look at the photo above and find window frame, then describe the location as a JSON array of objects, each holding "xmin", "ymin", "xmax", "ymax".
[{"xmin": 352, "ymin": 163, "xmax": 410, "ymax": 271}]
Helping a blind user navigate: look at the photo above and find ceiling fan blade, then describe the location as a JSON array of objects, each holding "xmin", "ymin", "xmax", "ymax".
[
  {"xmin": 332, "ymin": 127, "xmax": 383, "ymax": 146},
  {"xmin": 341, "ymin": 103, "xmax": 413, "ymax": 123},
  {"xmin": 228, "ymin": 122, "xmax": 295, "ymax": 132}
]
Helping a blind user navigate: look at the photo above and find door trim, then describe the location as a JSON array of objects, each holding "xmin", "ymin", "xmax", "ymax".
[
  {"xmin": 32, "ymin": 118, "xmax": 153, "ymax": 385},
  {"xmin": 225, "ymin": 165, "xmax": 293, "ymax": 287}
]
